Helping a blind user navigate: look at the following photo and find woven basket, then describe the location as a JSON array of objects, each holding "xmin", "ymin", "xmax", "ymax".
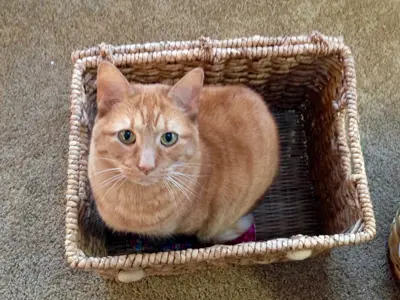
[
  {"xmin": 66, "ymin": 33, "xmax": 376, "ymax": 282},
  {"xmin": 389, "ymin": 208, "xmax": 400, "ymax": 280}
]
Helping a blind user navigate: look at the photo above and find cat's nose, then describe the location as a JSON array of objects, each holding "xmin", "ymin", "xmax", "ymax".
[{"xmin": 137, "ymin": 164, "xmax": 155, "ymax": 175}]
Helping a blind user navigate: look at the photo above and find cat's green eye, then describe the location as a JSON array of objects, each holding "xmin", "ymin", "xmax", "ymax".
[
  {"xmin": 118, "ymin": 130, "xmax": 136, "ymax": 144},
  {"xmin": 160, "ymin": 132, "xmax": 178, "ymax": 146}
]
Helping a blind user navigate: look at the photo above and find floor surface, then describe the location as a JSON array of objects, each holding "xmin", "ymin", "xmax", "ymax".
[{"xmin": 1, "ymin": 1, "xmax": 399, "ymax": 299}]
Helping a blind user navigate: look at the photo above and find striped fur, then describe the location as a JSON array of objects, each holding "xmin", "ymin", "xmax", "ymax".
[{"xmin": 88, "ymin": 62, "xmax": 279, "ymax": 242}]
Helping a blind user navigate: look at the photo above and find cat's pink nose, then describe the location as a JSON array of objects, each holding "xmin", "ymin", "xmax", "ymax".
[{"xmin": 137, "ymin": 164, "xmax": 155, "ymax": 175}]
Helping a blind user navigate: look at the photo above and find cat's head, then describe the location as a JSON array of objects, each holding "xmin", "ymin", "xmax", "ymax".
[{"xmin": 91, "ymin": 62, "xmax": 204, "ymax": 186}]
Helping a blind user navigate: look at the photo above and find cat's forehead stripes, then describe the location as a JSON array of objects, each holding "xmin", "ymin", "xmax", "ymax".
[
  {"xmin": 132, "ymin": 94, "xmax": 169, "ymax": 132},
  {"xmin": 133, "ymin": 110, "xmax": 145, "ymax": 131},
  {"xmin": 140, "ymin": 104, "xmax": 148, "ymax": 125},
  {"xmin": 155, "ymin": 114, "xmax": 165, "ymax": 131}
]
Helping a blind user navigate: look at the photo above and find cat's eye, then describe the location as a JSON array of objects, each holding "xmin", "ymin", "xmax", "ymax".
[
  {"xmin": 118, "ymin": 130, "xmax": 136, "ymax": 144},
  {"xmin": 160, "ymin": 132, "xmax": 178, "ymax": 146}
]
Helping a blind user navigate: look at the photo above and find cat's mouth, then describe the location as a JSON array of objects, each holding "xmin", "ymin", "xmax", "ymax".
[
  {"xmin": 136, "ymin": 177, "xmax": 158, "ymax": 186},
  {"xmin": 123, "ymin": 172, "xmax": 161, "ymax": 186},
  {"xmin": 120, "ymin": 166, "xmax": 167, "ymax": 186}
]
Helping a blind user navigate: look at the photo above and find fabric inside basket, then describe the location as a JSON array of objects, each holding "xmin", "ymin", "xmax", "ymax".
[
  {"xmin": 80, "ymin": 191, "xmax": 257, "ymax": 255},
  {"xmin": 106, "ymin": 223, "xmax": 256, "ymax": 255}
]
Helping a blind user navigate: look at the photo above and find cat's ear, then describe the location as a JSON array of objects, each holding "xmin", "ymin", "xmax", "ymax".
[
  {"xmin": 168, "ymin": 68, "xmax": 204, "ymax": 121},
  {"xmin": 96, "ymin": 61, "xmax": 134, "ymax": 115}
]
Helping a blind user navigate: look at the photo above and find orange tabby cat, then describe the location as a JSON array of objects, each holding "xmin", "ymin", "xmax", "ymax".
[{"xmin": 88, "ymin": 62, "xmax": 279, "ymax": 243}]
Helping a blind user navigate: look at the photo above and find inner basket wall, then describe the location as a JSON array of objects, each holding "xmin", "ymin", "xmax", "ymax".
[
  {"xmin": 254, "ymin": 108, "xmax": 320, "ymax": 240},
  {"xmin": 303, "ymin": 64, "xmax": 362, "ymax": 234},
  {"xmin": 77, "ymin": 54, "xmax": 357, "ymax": 256}
]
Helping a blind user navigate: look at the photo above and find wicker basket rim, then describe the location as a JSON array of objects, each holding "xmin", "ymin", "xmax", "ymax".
[
  {"xmin": 65, "ymin": 32, "xmax": 375, "ymax": 271},
  {"xmin": 71, "ymin": 32, "xmax": 344, "ymax": 62}
]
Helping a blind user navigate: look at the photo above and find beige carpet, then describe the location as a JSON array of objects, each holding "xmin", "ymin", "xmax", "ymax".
[{"xmin": 1, "ymin": 0, "xmax": 399, "ymax": 299}]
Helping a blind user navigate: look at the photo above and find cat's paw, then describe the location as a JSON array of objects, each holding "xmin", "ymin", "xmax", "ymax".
[{"xmin": 212, "ymin": 214, "xmax": 254, "ymax": 243}]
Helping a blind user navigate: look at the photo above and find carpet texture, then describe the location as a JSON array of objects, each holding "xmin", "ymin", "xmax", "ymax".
[{"xmin": 1, "ymin": 0, "xmax": 399, "ymax": 299}]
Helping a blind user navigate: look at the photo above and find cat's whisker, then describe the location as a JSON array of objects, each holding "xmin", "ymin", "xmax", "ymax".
[
  {"xmin": 163, "ymin": 180, "xmax": 172, "ymax": 199},
  {"xmin": 111, "ymin": 178, "xmax": 128, "ymax": 214},
  {"xmin": 89, "ymin": 174, "xmax": 124, "ymax": 193},
  {"xmin": 169, "ymin": 167, "xmax": 203, "ymax": 172},
  {"xmin": 163, "ymin": 180, "xmax": 179, "ymax": 218},
  {"xmin": 170, "ymin": 166, "xmax": 207, "ymax": 172},
  {"xmin": 96, "ymin": 173, "xmax": 123, "ymax": 187},
  {"xmin": 100, "ymin": 176, "xmax": 126, "ymax": 203},
  {"xmin": 89, "ymin": 168, "xmax": 122, "ymax": 178},
  {"xmin": 168, "ymin": 180, "xmax": 180, "ymax": 209},
  {"xmin": 116, "ymin": 178, "xmax": 127, "ymax": 193},
  {"xmin": 170, "ymin": 172, "xmax": 204, "ymax": 189},
  {"xmin": 172, "ymin": 173, "xmax": 204, "ymax": 189},
  {"xmin": 171, "ymin": 163, "xmax": 213, "ymax": 172},
  {"xmin": 169, "ymin": 175, "xmax": 199, "ymax": 200},
  {"xmin": 172, "ymin": 162, "xmax": 212, "ymax": 167},
  {"xmin": 167, "ymin": 176, "xmax": 193, "ymax": 203},
  {"xmin": 173, "ymin": 178, "xmax": 199, "ymax": 197},
  {"xmin": 170, "ymin": 171, "xmax": 210, "ymax": 178}
]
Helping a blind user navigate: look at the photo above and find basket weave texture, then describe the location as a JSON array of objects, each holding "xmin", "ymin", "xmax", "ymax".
[
  {"xmin": 389, "ymin": 209, "xmax": 400, "ymax": 280},
  {"xmin": 66, "ymin": 33, "xmax": 375, "ymax": 280}
]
